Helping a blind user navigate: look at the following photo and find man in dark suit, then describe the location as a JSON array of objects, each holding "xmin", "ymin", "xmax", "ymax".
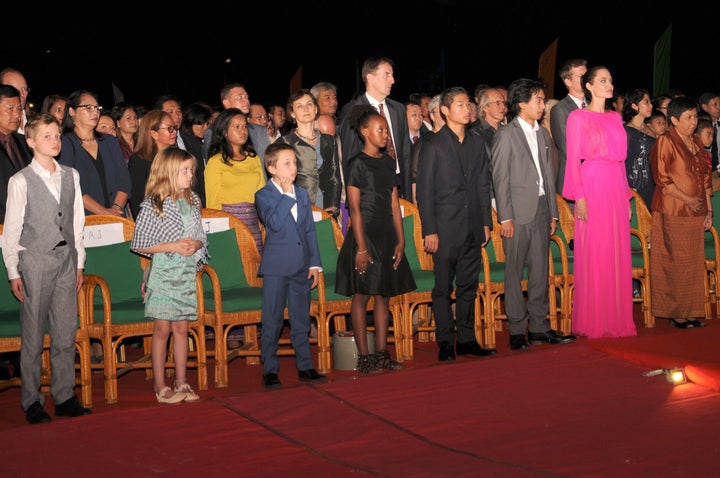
[
  {"xmin": 338, "ymin": 57, "xmax": 412, "ymax": 200},
  {"xmin": 0, "ymin": 83, "xmax": 31, "ymax": 379},
  {"xmin": 0, "ymin": 84, "xmax": 32, "ymax": 222},
  {"xmin": 254, "ymin": 142, "xmax": 326, "ymax": 389},
  {"xmin": 492, "ymin": 78, "xmax": 575, "ymax": 351},
  {"xmin": 550, "ymin": 58, "xmax": 587, "ymax": 194},
  {"xmin": 416, "ymin": 86, "xmax": 497, "ymax": 361}
]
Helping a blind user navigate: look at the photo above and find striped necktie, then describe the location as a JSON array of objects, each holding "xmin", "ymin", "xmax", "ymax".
[{"xmin": 377, "ymin": 103, "xmax": 396, "ymax": 160}]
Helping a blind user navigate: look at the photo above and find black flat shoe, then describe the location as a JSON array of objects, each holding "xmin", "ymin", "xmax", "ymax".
[
  {"xmin": 527, "ymin": 329, "xmax": 577, "ymax": 345},
  {"xmin": 298, "ymin": 369, "xmax": 328, "ymax": 383},
  {"xmin": 263, "ymin": 373, "xmax": 282, "ymax": 389},
  {"xmin": 438, "ymin": 342, "xmax": 456, "ymax": 361},
  {"xmin": 456, "ymin": 341, "xmax": 497, "ymax": 357},
  {"xmin": 510, "ymin": 334, "xmax": 529, "ymax": 350},
  {"xmin": 54, "ymin": 395, "xmax": 91, "ymax": 417},
  {"xmin": 26, "ymin": 401, "xmax": 51, "ymax": 425},
  {"xmin": 670, "ymin": 318, "xmax": 692, "ymax": 329}
]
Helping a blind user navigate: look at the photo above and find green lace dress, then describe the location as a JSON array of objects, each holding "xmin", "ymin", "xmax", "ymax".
[{"xmin": 144, "ymin": 199, "xmax": 199, "ymax": 321}]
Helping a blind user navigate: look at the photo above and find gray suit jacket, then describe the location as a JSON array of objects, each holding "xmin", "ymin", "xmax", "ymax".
[
  {"xmin": 549, "ymin": 95, "xmax": 579, "ymax": 194},
  {"xmin": 491, "ymin": 117, "xmax": 558, "ymax": 225}
]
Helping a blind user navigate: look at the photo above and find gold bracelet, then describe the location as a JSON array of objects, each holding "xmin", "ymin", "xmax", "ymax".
[{"xmin": 356, "ymin": 250, "xmax": 368, "ymax": 255}]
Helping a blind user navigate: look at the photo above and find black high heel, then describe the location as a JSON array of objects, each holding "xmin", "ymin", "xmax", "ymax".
[{"xmin": 670, "ymin": 318, "xmax": 691, "ymax": 329}]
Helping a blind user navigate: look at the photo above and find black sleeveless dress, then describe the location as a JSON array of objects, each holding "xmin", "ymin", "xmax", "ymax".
[{"xmin": 335, "ymin": 152, "xmax": 416, "ymax": 297}]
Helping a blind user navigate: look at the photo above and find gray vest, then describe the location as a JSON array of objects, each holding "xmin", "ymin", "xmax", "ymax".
[{"xmin": 18, "ymin": 166, "xmax": 76, "ymax": 263}]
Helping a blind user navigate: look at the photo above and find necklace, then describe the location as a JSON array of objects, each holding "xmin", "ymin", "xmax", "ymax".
[
  {"xmin": 628, "ymin": 121, "xmax": 654, "ymax": 138},
  {"xmin": 74, "ymin": 130, "xmax": 96, "ymax": 143},
  {"xmin": 295, "ymin": 129, "xmax": 317, "ymax": 142}
]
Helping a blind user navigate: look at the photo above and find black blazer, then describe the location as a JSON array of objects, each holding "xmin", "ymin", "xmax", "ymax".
[
  {"xmin": 180, "ymin": 131, "xmax": 207, "ymax": 207},
  {"xmin": 0, "ymin": 132, "xmax": 32, "ymax": 222},
  {"xmin": 416, "ymin": 125, "xmax": 493, "ymax": 249},
  {"xmin": 338, "ymin": 95, "xmax": 412, "ymax": 199}
]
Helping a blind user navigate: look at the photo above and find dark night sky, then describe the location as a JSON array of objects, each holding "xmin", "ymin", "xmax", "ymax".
[{"xmin": 4, "ymin": 3, "xmax": 715, "ymax": 111}]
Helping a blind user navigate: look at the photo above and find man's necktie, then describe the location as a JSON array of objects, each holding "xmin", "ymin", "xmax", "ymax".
[
  {"xmin": 377, "ymin": 103, "xmax": 396, "ymax": 160},
  {"xmin": 581, "ymin": 101, "xmax": 586, "ymax": 109},
  {"xmin": 3, "ymin": 136, "xmax": 24, "ymax": 170},
  {"xmin": 412, "ymin": 135, "xmax": 419, "ymax": 144}
]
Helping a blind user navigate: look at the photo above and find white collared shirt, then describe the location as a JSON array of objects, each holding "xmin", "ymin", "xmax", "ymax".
[
  {"xmin": 2, "ymin": 159, "xmax": 86, "ymax": 279},
  {"xmin": 517, "ymin": 117, "xmax": 545, "ymax": 197},
  {"xmin": 366, "ymin": 93, "xmax": 400, "ymax": 174},
  {"xmin": 270, "ymin": 178, "xmax": 297, "ymax": 221}
]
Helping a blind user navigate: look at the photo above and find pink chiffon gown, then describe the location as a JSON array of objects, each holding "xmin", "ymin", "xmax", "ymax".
[{"xmin": 562, "ymin": 109, "xmax": 637, "ymax": 338}]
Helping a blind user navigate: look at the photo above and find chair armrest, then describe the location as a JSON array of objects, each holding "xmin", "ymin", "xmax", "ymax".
[
  {"xmin": 81, "ymin": 273, "xmax": 113, "ymax": 326},
  {"xmin": 549, "ymin": 234, "xmax": 570, "ymax": 276},
  {"xmin": 630, "ymin": 227, "xmax": 650, "ymax": 271}
]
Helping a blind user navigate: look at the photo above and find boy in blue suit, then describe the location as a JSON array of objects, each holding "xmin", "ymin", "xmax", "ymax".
[{"xmin": 255, "ymin": 142, "xmax": 326, "ymax": 389}]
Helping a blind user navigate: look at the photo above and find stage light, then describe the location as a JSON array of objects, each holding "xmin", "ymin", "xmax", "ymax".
[
  {"xmin": 643, "ymin": 367, "xmax": 688, "ymax": 385},
  {"xmin": 665, "ymin": 368, "xmax": 687, "ymax": 385}
]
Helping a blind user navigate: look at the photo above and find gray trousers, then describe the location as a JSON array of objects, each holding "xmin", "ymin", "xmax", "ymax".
[
  {"xmin": 19, "ymin": 245, "xmax": 78, "ymax": 410},
  {"xmin": 502, "ymin": 196, "xmax": 551, "ymax": 336}
]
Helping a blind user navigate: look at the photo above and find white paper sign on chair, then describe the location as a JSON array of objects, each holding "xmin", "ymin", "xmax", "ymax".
[
  {"xmin": 83, "ymin": 223, "xmax": 125, "ymax": 247},
  {"xmin": 201, "ymin": 217, "xmax": 230, "ymax": 233}
]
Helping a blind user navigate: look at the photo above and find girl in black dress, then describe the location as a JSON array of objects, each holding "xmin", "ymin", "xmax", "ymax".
[{"xmin": 335, "ymin": 105, "xmax": 416, "ymax": 373}]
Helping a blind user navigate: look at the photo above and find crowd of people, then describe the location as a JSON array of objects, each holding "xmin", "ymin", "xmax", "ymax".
[{"xmin": 1, "ymin": 56, "xmax": 718, "ymax": 423}]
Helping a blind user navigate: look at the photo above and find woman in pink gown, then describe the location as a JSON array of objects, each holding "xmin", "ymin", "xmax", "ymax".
[{"xmin": 562, "ymin": 66, "xmax": 637, "ymax": 339}]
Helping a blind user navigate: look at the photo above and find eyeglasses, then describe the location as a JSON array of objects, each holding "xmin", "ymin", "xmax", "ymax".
[
  {"xmin": 486, "ymin": 100, "xmax": 506, "ymax": 108},
  {"xmin": 252, "ymin": 115, "xmax": 268, "ymax": 121},
  {"xmin": 157, "ymin": 125, "xmax": 179, "ymax": 133},
  {"xmin": 76, "ymin": 104, "xmax": 103, "ymax": 113}
]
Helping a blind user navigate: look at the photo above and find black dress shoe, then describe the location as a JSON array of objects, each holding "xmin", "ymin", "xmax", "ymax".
[
  {"xmin": 527, "ymin": 329, "xmax": 577, "ymax": 345},
  {"xmin": 510, "ymin": 334, "xmax": 529, "ymax": 350},
  {"xmin": 687, "ymin": 319, "xmax": 707, "ymax": 328},
  {"xmin": 26, "ymin": 401, "xmax": 51, "ymax": 424},
  {"xmin": 298, "ymin": 369, "xmax": 328, "ymax": 383},
  {"xmin": 54, "ymin": 395, "xmax": 91, "ymax": 417},
  {"xmin": 438, "ymin": 342, "xmax": 456, "ymax": 361},
  {"xmin": 456, "ymin": 341, "xmax": 497, "ymax": 357},
  {"xmin": 263, "ymin": 373, "xmax": 282, "ymax": 389}
]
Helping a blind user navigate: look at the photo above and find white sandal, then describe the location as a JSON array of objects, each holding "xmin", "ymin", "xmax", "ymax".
[
  {"xmin": 174, "ymin": 382, "xmax": 200, "ymax": 402},
  {"xmin": 155, "ymin": 386, "xmax": 186, "ymax": 404}
]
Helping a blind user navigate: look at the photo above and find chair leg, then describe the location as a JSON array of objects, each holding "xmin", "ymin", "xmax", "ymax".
[
  {"xmin": 316, "ymin": 314, "xmax": 331, "ymax": 374},
  {"xmin": 641, "ymin": 278, "xmax": 655, "ymax": 328}
]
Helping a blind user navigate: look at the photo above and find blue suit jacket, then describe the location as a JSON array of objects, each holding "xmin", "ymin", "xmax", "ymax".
[{"xmin": 255, "ymin": 180, "xmax": 321, "ymax": 277}]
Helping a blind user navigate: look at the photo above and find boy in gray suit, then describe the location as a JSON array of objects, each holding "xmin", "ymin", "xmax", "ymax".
[
  {"xmin": 2, "ymin": 114, "xmax": 90, "ymax": 424},
  {"xmin": 492, "ymin": 79, "xmax": 575, "ymax": 350}
]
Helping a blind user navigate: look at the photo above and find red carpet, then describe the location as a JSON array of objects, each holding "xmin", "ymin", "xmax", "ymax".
[
  {"xmin": 2, "ymin": 309, "xmax": 720, "ymax": 477},
  {"xmin": 589, "ymin": 324, "xmax": 720, "ymax": 392}
]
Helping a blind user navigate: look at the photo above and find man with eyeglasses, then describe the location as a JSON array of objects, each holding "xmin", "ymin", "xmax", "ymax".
[
  {"xmin": 0, "ymin": 68, "xmax": 30, "ymax": 135},
  {"xmin": 153, "ymin": 95, "xmax": 187, "ymax": 151},
  {"xmin": 203, "ymin": 83, "xmax": 271, "ymax": 163},
  {"xmin": 248, "ymin": 103, "xmax": 278, "ymax": 142}
]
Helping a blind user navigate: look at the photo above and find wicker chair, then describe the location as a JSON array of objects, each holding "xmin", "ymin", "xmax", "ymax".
[
  {"xmin": 477, "ymin": 207, "xmax": 562, "ymax": 347},
  {"xmin": 629, "ymin": 189, "xmax": 655, "ymax": 328},
  {"xmin": 312, "ymin": 208, "xmax": 403, "ymax": 371},
  {"xmin": 0, "ymin": 225, "xmax": 92, "ymax": 407},
  {"xmin": 553, "ymin": 194, "xmax": 576, "ymax": 334},
  {"xmin": 704, "ymin": 193, "xmax": 720, "ymax": 316},
  {"xmin": 81, "ymin": 215, "xmax": 207, "ymax": 403},
  {"xmin": 397, "ymin": 198, "xmax": 438, "ymax": 359},
  {"xmin": 199, "ymin": 208, "xmax": 267, "ymax": 387}
]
